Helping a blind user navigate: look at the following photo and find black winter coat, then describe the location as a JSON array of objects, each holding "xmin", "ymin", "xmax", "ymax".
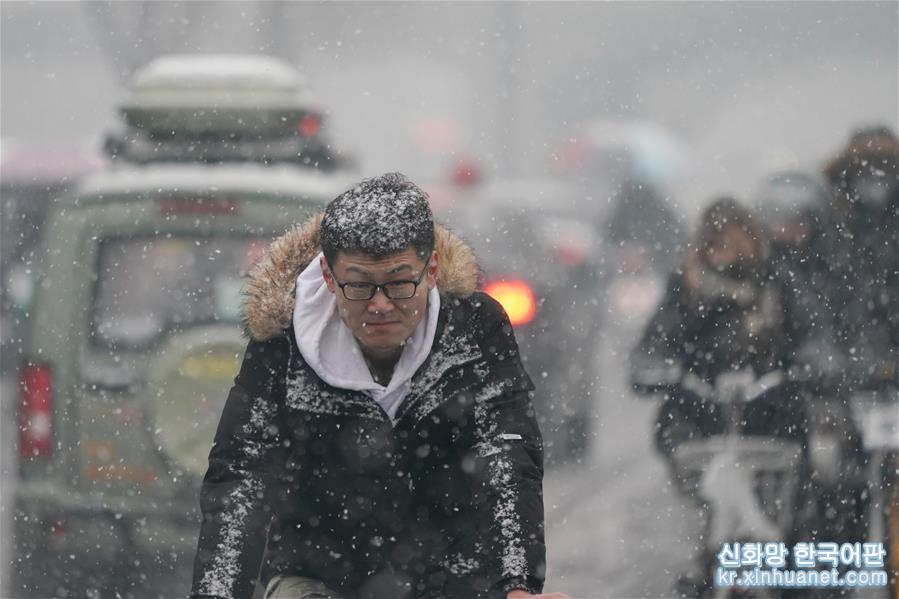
[
  {"xmin": 629, "ymin": 263, "xmax": 837, "ymax": 456},
  {"xmin": 631, "ymin": 270, "xmax": 807, "ymax": 384},
  {"xmin": 190, "ymin": 217, "xmax": 545, "ymax": 599}
]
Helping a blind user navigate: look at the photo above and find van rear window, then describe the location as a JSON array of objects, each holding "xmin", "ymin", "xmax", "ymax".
[{"xmin": 91, "ymin": 235, "xmax": 268, "ymax": 348}]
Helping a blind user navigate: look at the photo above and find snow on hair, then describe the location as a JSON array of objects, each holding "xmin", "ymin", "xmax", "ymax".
[{"xmin": 320, "ymin": 172, "xmax": 435, "ymax": 265}]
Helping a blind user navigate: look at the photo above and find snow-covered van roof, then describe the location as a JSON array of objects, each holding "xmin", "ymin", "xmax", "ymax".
[
  {"xmin": 119, "ymin": 54, "xmax": 322, "ymax": 136},
  {"xmin": 75, "ymin": 162, "xmax": 352, "ymax": 204},
  {"xmin": 124, "ymin": 54, "xmax": 315, "ymax": 111}
]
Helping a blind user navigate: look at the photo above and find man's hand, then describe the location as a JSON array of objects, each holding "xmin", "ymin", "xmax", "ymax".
[{"xmin": 506, "ymin": 590, "xmax": 572, "ymax": 599}]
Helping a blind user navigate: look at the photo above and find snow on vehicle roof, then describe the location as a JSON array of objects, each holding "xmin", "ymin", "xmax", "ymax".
[
  {"xmin": 133, "ymin": 54, "xmax": 303, "ymax": 90},
  {"xmin": 124, "ymin": 54, "xmax": 316, "ymax": 110},
  {"xmin": 76, "ymin": 162, "xmax": 353, "ymax": 203}
]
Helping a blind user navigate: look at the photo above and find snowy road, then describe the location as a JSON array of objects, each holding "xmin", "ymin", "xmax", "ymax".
[{"xmin": 542, "ymin": 307, "xmax": 697, "ymax": 599}]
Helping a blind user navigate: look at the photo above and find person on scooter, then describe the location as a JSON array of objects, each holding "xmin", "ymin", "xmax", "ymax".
[
  {"xmin": 630, "ymin": 197, "xmax": 826, "ymax": 596},
  {"xmin": 822, "ymin": 126, "xmax": 899, "ymax": 375},
  {"xmin": 631, "ymin": 197, "xmax": 817, "ymax": 455},
  {"xmin": 817, "ymin": 127, "xmax": 899, "ymax": 564},
  {"xmin": 754, "ymin": 167, "xmax": 872, "ymax": 570}
]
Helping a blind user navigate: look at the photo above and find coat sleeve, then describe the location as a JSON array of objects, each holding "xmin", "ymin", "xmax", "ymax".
[
  {"xmin": 189, "ymin": 336, "xmax": 291, "ymax": 599},
  {"xmin": 772, "ymin": 263, "xmax": 848, "ymax": 384},
  {"xmin": 630, "ymin": 274, "xmax": 689, "ymax": 393},
  {"xmin": 469, "ymin": 293, "xmax": 546, "ymax": 597}
]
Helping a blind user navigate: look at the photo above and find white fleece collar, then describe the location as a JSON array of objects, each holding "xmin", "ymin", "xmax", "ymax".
[{"xmin": 292, "ymin": 253, "xmax": 440, "ymax": 422}]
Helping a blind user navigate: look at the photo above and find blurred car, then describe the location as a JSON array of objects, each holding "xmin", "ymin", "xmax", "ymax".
[
  {"xmin": 12, "ymin": 162, "xmax": 350, "ymax": 599},
  {"xmin": 0, "ymin": 139, "xmax": 106, "ymax": 375},
  {"xmin": 429, "ymin": 178, "xmax": 605, "ymax": 466},
  {"xmin": 11, "ymin": 55, "xmax": 353, "ymax": 599}
]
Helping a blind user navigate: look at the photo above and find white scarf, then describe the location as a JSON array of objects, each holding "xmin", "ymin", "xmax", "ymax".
[{"xmin": 292, "ymin": 252, "xmax": 440, "ymax": 422}]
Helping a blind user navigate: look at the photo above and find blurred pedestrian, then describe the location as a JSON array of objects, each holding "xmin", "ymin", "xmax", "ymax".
[{"xmin": 604, "ymin": 180, "xmax": 687, "ymax": 275}]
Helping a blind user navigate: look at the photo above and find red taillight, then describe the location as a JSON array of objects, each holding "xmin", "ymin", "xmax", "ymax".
[
  {"xmin": 298, "ymin": 114, "xmax": 321, "ymax": 138},
  {"xmin": 158, "ymin": 197, "xmax": 240, "ymax": 215},
  {"xmin": 484, "ymin": 280, "xmax": 538, "ymax": 327},
  {"xmin": 450, "ymin": 158, "xmax": 484, "ymax": 187},
  {"xmin": 50, "ymin": 519, "xmax": 67, "ymax": 540},
  {"xmin": 18, "ymin": 362, "xmax": 53, "ymax": 459},
  {"xmin": 555, "ymin": 243, "xmax": 588, "ymax": 268}
]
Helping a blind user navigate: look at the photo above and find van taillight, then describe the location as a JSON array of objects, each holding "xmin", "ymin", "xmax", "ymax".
[
  {"xmin": 298, "ymin": 114, "xmax": 322, "ymax": 138},
  {"xmin": 555, "ymin": 243, "xmax": 588, "ymax": 268},
  {"xmin": 484, "ymin": 280, "xmax": 538, "ymax": 327},
  {"xmin": 18, "ymin": 362, "xmax": 53, "ymax": 459}
]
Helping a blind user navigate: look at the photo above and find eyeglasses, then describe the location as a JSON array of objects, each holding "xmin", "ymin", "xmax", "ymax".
[{"xmin": 331, "ymin": 266, "xmax": 429, "ymax": 301}]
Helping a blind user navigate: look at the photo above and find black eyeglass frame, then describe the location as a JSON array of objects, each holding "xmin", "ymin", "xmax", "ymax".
[{"xmin": 330, "ymin": 265, "xmax": 429, "ymax": 301}]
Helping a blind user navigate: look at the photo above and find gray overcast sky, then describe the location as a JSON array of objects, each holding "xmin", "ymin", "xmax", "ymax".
[{"xmin": 2, "ymin": 1, "xmax": 897, "ymax": 208}]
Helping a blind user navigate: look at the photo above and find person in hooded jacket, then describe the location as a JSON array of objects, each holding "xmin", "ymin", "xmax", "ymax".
[
  {"xmin": 753, "ymin": 170, "xmax": 831, "ymax": 284},
  {"xmin": 813, "ymin": 127, "xmax": 899, "ymax": 580},
  {"xmin": 631, "ymin": 197, "xmax": 819, "ymax": 456},
  {"xmin": 821, "ymin": 126, "xmax": 899, "ymax": 378},
  {"xmin": 603, "ymin": 179, "xmax": 687, "ymax": 276},
  {"xmin": 630, "ymin": 197, "xmax": 829, "ymax": 596},
  {"xmin": 753, "ymin": 169, "xmax": 872, "ymax": 564},
  {"xmin": 751, "ymin": 170, "xmax": 844, "ymax": 374},
  {"xmin": 189, "ymin": 173, "xmax": 570, "ymax": 599}
]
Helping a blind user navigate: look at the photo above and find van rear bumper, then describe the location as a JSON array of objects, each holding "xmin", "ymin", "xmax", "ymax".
[{"xmin": 11, "ymin": 487, "xmax": 198, "ymax": 598}]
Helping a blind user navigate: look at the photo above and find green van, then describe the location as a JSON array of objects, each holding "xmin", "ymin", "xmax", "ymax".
[{"xmin": 12, "ymin": 161, "xmax": 348, "ymax": 598}]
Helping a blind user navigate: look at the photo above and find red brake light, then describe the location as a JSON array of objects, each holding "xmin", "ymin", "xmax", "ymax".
[
  {"xmin": 298, "ymin": 114, "xmax": 321, "ymax": 138},
  {"xmin": 484, "ymin": 280, "xmax": 538, "ymax": 327},
  {"xmin": 450, "ymin": 158, "xmax": 483, "ymax": 187},
  {"xmin": 555, "ymin": 243, "xmax": 588, "ymax": 267},
  {"xmin": 18, "ymin": 362, "xmax": 53, "ymax": 459}
]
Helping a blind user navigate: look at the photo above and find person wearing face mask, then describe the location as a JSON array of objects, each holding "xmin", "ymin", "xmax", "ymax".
[
  {"xmin": 812, "ymin": 129, "xmax": 899, "ymax": 584},
  {"xmin": 630, "ymin": 198, "xmax": 822, "ymax": 596},
  {"xmin": 822, "ymin": 126, "xmax": 899, "ymax": 375}
]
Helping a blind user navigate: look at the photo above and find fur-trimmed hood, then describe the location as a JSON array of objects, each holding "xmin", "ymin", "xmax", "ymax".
[
  {"xmin": 242, "ymin": 212, "xmax": 480, "ymax": 341},
  {"xmin": 824, "ymin": 130, "xmax": 899, "ymax": 187},
  {"xmin": 824, "ymin": 130, "xmax": 899, "ymax": 214}
]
